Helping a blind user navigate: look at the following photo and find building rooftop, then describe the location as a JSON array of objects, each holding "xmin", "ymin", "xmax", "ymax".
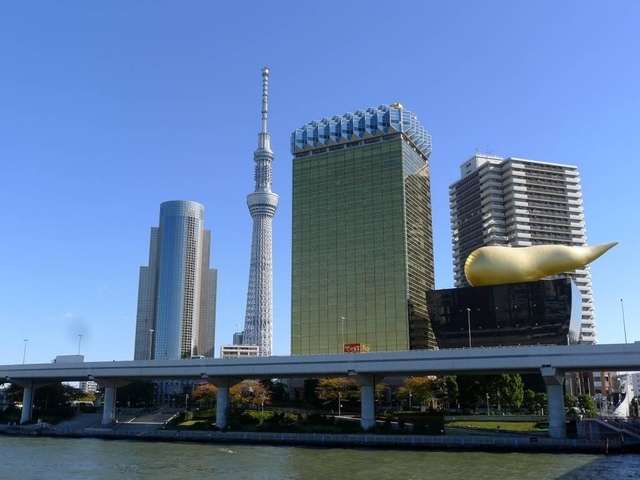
[{"xmin": 291, "ymin": 104, "xmax": 431, "ymax": 156}]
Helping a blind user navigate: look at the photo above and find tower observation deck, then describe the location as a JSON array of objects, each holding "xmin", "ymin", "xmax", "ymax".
[{"xmin": 242, "ymin": 67, "xmax": 278, "ymax": 356}]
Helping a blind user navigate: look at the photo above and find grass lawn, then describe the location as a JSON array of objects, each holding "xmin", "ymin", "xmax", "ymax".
[{"xmin": 446, "ymin": 420, "xmax": 546, "ymax": 432}]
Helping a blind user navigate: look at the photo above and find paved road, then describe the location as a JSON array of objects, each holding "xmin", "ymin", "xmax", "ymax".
[
  {"xmin": 55, "ymin": 410, "xmax": 175, "ymax": 433},
  {"xmin": 115, "ymin": 412, "xmax": 175, "ymax": 432},
  {"xmin": 55, "ymin": 413, "xmax": 103, "ymax": 430}
]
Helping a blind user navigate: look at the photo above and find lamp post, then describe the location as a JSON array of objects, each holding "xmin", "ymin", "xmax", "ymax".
[
  {"xmin": 486, "ymin": 393, "xmax": 490, "ymax": 416},
  {"xmin": 338, "ymin": 392, "xmax": 342, "ymax": 416},
  {"xmin": 409, "ymin": 391, "xmax": 412, "ymax": 410},
  {"xmin": 22, "ymin": 339, "xmax": 28, "ymax": 364},
  {"xmin": 340, "ymin": 316, "xmax": 345, "ymax": 352},
  {"xmin": 466, "ymin": 308, "xmax": 472, "ymax": 348},
  {"xmin": 621, "ymin": 299, "xmax": 628, "ymax": 344},
  {"xmin": 149, "ymin": 329, "xmax": 154, "ymax": 360},
  {"xmin": 185, "ymin": 394, "xmax": 189, "ymax": 412},
  {"xmin": 77, "ymin": 334, "xmax": 83, "ymax": 356}
]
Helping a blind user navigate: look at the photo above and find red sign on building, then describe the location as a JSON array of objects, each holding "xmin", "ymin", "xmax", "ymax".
[{"xmin": 343, "ymin": 343, "xmax": 370, "ymax": 353}]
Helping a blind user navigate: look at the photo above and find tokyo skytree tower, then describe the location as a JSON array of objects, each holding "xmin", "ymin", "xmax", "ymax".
[{"xmin": 242, "ymin": 67, "xmax": 278, "ymax": 356}]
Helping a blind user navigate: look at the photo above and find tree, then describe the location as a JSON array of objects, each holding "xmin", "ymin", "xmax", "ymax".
[
  {"xmin": 7, "ymin": 383, "xmax": 85, "ymax": 410},
  {"xmin": 457, "ymin": 376, "xmax": 486, "ymax": 411},
  {"xmin": 4, "ymin": 383, "xmax": 23, "ymax": 404},
  {"xmin": 494, "ymin": 374, "xmax": 524, "ymax": 412},
  {"xmin": 117, "ymin": 381, "xmax": 154, "ymax": 408},
  {"xmin": 302, "ymin": 379, "xmax": 321, "ymax": 407},
  {"xmin": 270, "ymin": 382, "xmax": 290, "ymax": 403},
  {"xmin": 534, "ymin": 392, "xmax": 548, "ymax": 414},
  {"xmin": 193, "ymin": 383, "xmax": 217, "ymax": 407},
  {"xmin": 458, "ymin": 374, "xmax": 523, "ymax": 413},
  {"xmin": 577, "ymin": 394, "xmax": 595, "ymax": 416},
  {"xmin": 396, "ymin": 376, "xmax": 436, "ymax": 408},
  {"xmin": 523, "ymin": 389, "xmax": 537, "ymax": 413},
  {"xmin": 375, "ymin": 383, "xmax": 389, "ymax": 405},
  {"xmin": 259, "ymin": 379, "xmax": 290, "ymax": 403},
  {"xmin": 230, "ymin": 380, "xmax": 270, "ymax": 407},
  {"xmin": 315, "ymin": 378, "xmax": 359, "ymax": 406},
  {"xmin": 564, "ymin": 394, "xmax": 579, "ymax": 413},
  {"xmin": 431, "ymin": 376, "xmax": 459, "ymax": 409},
  {"xmin": 39, "ymin": 384, "xmax": 82, "ymax": 409}
]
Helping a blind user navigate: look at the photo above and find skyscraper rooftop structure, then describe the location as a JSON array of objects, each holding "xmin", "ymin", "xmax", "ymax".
[
  {"xmin": 291, "ymin": 103, "xmax": 436, "ymax": 354},
  {"xmin": 449, "ymin": 153, "xmax": 596, "ymax": 344},
  {"xmin": 242, "ymin": 68, "xmax": 278, "ymax": 357},
  {"xmin": 133, "ymin": 200, "xmax": 217, "ymax": 361}
]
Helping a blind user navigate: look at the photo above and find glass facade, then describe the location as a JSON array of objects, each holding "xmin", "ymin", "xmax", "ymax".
[
  {"xmin": 156, "ymin": 201, "xmax": 202, "ymax": 360},
  {"xmin": 133, "ymin": 200, "xmax": 217, "ymax": 360},
  {"xmin": 426, "ymin": 278, "xmax": 575, "ymax": 349},
  {"xmin": 291, "ymin": 106, "xmax": 435, "ymax": 354}
]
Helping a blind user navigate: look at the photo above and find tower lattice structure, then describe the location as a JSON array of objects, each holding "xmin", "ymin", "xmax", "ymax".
[{"xmin": 242, "ymin": 67, "xmax": 278, "ymax": 356}]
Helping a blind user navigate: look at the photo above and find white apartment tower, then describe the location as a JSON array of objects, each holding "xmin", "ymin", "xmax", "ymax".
[
  {"xmin": 242, "ymin": 68, "xmax": 278, "ymax": 356},
  {"xmin": 449, "ymin": 154, "xmax": 596, "ymax": 344}
]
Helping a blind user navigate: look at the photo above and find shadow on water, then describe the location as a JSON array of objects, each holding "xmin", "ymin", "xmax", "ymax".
[{"xmin": 558, "ymin": 454, "xmax": 640, "ymax": 480}]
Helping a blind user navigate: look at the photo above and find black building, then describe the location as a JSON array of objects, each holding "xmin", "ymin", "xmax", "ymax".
[{"xmin": 424, "ymin": 278, "xmax": 576, "ymax": 349}]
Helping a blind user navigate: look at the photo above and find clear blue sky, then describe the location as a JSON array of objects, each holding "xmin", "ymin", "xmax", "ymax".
[{"xmin": 1, "ymin": 1, "xmax": 638, "ymax": 365}]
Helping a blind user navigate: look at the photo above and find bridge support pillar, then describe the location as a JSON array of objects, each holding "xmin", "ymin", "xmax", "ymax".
[
  {"xmin": 20, "ymin": 382, "xmax": 35, "ymax": 424},
  {"xmin": 102, "ymin": 382, "xmax": 117, "ymax": 426},
  {"xmin": 541, "ymin": 367, "xmax": 566, "ymax": 439},
  {"xmin": 355, "ymin": 375, "xmax": 376, "ymax": 431},
  {"xmin": 98, "ymin": 379, "xmax": 131, "ymax": 426},
  {"xmin": 210, "ymin": 377, "xmax": 241, "ymax": 429}
]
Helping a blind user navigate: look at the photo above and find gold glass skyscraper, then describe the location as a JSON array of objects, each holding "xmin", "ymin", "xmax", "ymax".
[{"xmin": 290, "ymin": 104, "xmax": 436, "ymax": 354}]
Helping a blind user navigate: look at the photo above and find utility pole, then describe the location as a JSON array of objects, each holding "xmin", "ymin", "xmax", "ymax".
[{"xmin": 621, "ymin": 299, "xmax": 628, "ymax": 344}]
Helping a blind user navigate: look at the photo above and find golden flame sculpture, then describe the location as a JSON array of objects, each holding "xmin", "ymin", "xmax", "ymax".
[{"xmin": 464, "ymin": 242, "xmax": 618, "ymax": 287}]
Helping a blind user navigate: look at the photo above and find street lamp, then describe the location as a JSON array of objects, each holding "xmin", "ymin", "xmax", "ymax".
[
  {"xmin": 486, "ymin": 393, "xmax": 490, "ymax": 416},
  {"xmin": 621, "ymin": 299, "xmax": 628, "ymax": 344},
  {"xmin": 340, "ymin": 316, "xmax": 345, "ymax": 352},
  {"xmin": 185, "ymin": 394, "xmax": 189, "ymax": 412},
  {"xmin": 22, "ymin": 339, "xmax": 28, "ymax": 364},
  {"xmin": 149, "ymin": 329, "xmax": 155, "ymax": 360},
  {"xmin": 338, "ymin": 392, "xmax": 342, "ymax": 416},
  {"xmin": 409, "ymin": 391, "xmax": 412, "ymax": 410},
  {"xmin": 466, "ymin": 308, "xmax": 472, "ymax": 348}
]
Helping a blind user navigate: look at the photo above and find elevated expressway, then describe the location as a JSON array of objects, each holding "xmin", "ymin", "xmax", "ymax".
[{"xmin": 3, "ymin": 343, "xmax": 640, "ymax": 438}]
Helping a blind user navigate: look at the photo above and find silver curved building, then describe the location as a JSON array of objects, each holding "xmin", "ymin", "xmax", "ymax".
[
  {"xmin": 133, "ymin": 200, "xmax": 217, "ymax": 361},
  {"xmin": 242, "ymin": 68, "xmax": 278, "ymax": 356}
]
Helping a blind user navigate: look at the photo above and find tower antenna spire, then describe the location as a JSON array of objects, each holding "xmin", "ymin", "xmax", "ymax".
[
  {"xmin": 242, "ymin": 67, "xmax": 279, "ymax": 356},
  {"xmin": 261, "ymin": 67, "xmax": 269, "ymax": 134}
]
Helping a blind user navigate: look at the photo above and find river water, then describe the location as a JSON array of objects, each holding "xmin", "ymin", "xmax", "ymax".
[{"xmin": 1, "ymin": 436, "xmax": 639, "ymax": 480}]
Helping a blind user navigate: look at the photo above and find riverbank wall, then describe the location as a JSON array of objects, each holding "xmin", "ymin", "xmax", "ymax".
[{"xmin": 1, "ymin": 424, "xmax": 636, "ymax": 454}]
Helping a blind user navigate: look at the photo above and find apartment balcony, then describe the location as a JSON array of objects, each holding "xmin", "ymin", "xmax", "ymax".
[
  {"xmin": 480, "ymin": 195, "xmax": 503, "ymax": 205},
  {"xmin": 511, "ymin": 239, "xmax": 532, "ymax": 247}
]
